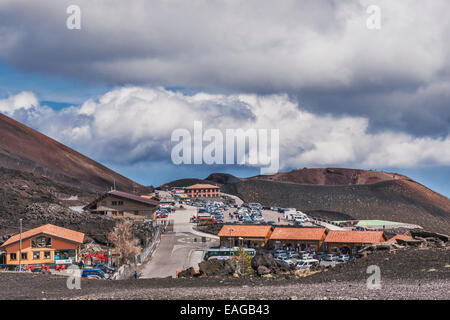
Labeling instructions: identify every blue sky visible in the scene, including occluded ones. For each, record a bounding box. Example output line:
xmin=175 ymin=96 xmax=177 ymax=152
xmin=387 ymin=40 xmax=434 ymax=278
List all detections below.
xmin=0 ymin=1 xmax=449 ymax=197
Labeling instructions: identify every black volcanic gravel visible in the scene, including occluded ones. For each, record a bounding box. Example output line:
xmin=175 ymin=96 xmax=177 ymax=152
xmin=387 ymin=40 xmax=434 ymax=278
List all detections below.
xmin=0 ymin=246 xmax=448 ymax=300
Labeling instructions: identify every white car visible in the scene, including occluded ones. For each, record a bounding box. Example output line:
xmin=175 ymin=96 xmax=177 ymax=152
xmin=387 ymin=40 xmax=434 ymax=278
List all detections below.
xmin=300 ymin=253 xmax=313 ymax=260
xmin=337 ymin=254 xmax=350 ymax=262
xmin=323 ymin=254 xmax=338 ymax=261
xmin=275 ymin=256 xmax=296 ymax=266
xmin=296 ymin=259 xmax=319 ymax=269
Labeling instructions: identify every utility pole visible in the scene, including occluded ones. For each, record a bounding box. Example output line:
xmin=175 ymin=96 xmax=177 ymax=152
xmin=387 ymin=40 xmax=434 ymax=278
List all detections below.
xmin=19 ymin=219 xmax=22 ymax=271
xmin=229 ymin=228 xmax=235 ymax=248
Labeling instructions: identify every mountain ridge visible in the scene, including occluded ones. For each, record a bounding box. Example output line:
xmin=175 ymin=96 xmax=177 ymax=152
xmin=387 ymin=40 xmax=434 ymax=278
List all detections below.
xmin=0 ymin=113 xmax=148 ymax=193
xmin=161 ymin=169 xmax=450 ymax=234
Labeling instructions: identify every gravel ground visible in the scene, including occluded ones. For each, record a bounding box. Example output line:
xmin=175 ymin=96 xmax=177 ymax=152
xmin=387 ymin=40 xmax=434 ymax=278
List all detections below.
xmin=74 ymin=279 xmax=449 ymax=300
xmin=0 ymin=246 xmax=448 ymax=300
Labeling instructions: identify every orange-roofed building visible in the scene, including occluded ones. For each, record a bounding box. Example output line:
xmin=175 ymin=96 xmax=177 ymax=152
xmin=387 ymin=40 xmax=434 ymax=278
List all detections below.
xmin=324 ymin=230 xmax=386 ymax=255
xmin=185 ymin=184 xmax=221 ymax=198
xmin=387 ymin=234 xmax=413 ymax=242
xmin=218 ymin=225 xmax=273 ymax=248
xmin=0 ymin=224 xmax=84 ymax=266
xmin=269 ymin=227 xmax=327 ymax=251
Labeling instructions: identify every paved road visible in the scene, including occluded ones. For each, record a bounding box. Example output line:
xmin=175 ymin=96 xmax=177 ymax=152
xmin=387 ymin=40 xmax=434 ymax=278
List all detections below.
xmin=313 ymin=220 xmax=345 ymax=230
xmin=140 ymin=206 xmax=219 ymax=278
xmin=221 ymin=192 xmax=244 ymax=206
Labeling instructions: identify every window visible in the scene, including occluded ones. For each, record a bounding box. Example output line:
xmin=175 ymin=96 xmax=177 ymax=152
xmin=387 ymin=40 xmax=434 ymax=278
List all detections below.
xmin=32 ymin=236 xmax=52 ymax=248
xmin=112 ymin=201 xmax=117 ymax=205
xmin=44 ymin=251 xmax=51 ymax=259
xmin=10 ymin=253 xmax=17 ymax=261
xmin=33 ymin=251 xmax=40 ymax=260
xmin=21 ymin=252 xmax=28 ymax=260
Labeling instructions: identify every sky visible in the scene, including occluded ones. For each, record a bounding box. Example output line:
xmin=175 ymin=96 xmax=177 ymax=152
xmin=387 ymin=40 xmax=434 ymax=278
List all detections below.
xmin=0 ymin=0 xmax=449 ymax=197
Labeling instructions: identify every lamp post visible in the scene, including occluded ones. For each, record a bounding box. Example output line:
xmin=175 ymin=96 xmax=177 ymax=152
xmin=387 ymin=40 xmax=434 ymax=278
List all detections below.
xmin=238 ymin=237 xmax=244 ymax=274
xmin=229 ymin=228 xmax=235 ymax=248
xmin=19 ymin=219 xmax=22 ymax=271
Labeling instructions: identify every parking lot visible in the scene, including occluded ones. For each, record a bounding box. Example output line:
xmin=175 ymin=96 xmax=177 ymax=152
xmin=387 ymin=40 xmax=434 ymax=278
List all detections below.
xmin=171 ymin=198 xmax=352 ymax=272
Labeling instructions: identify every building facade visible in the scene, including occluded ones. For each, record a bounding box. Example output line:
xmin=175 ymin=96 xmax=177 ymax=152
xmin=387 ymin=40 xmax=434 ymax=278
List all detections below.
xmin=218 ymin=225 xmax=273 ymax=248
xmin=269 ymin=227 xmax=327 ymax=251
xmin=185 ymin=184 xmax=221 ymax=198
xmin=83 ymin=190 xmax=159 ymax=218
xmin=324 ymin=230 xmax=386 ymax=254
xmin=0 ymin=224 xmax=84 ymax=266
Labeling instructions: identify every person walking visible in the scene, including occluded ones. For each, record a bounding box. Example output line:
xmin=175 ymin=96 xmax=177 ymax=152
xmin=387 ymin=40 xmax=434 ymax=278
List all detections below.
xmin=133 ymin=271 xmax=138 ymax=279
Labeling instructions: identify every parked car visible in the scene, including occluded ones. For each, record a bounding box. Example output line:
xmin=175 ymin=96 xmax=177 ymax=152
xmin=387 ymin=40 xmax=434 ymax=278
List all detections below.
xmin=313 ymin=252 xmax=327 ymax=260
xmin=82 ymin=268 xmax=110 ymax=279
xmin=300 ymin=253 xmax=313 ymax=260
xmin=296 ymin=259 xmax=319 ymax=269
xmin=287 ymin=251 xmax=300 ymax=259
xmin=92 ymin=264 xmax=116 ymax=273
xmin=275 ymin=256 xmax=296 ymax=266
xmin=323 ymin=254 xmax=338 ymax=261
xmin=274 ymin=251 xmax=289 ymax=260
xmin=337 ymin=254 xmax=350 ymax=262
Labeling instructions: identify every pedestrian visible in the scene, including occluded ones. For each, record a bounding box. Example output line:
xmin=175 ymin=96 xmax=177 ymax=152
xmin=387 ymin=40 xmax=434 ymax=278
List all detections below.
xmin=278 ymin=217 xmax=280 ymax=223
xmin=134 ymin=271 xmax=138 ymax=279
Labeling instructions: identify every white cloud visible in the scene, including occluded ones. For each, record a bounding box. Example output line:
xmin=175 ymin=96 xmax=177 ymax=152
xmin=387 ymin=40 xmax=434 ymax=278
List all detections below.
xmin=0 ymin=91 xmax=38 ymax=114
xmin=1 ymin=1 xmax=450 ymax=138
xmin=4 ymin=88 xmax=450 ymax=171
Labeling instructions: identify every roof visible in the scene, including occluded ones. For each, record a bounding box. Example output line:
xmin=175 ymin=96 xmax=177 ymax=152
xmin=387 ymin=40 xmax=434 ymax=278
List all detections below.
xmin=218 ymin=225 xmax=272 ymax=238
xmin=1 ymin=224 xmax=85 ymax=248
xmin=324 ymin=230 xmax=385 ymax=244
xmin=387 ymin=234 xmax=413 ymax=242
xmin=270 ymin=227 xmax=326 ymax=241
xmin=84 ymin=190 xmax=159 ymax=210
xmin=109 ymin=190 xmax=160 ymax=205
xmin=185 ymin=184 xmax=220 ymax=190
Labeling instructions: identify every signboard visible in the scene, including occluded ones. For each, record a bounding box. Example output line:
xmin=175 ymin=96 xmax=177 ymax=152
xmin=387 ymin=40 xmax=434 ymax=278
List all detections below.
xmin=56 ymin=259 xmax=72 ymax=264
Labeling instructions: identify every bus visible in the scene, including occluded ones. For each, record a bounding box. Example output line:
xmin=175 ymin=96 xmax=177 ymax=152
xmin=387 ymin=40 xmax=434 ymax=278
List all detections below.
xmin=198 ymin=216 xmax=216 ymax=226
xmin=203 ymin=247 xmax=256 ymax=261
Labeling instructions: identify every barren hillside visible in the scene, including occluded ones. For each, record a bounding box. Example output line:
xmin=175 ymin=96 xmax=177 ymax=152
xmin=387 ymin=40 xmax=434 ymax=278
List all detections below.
xmin=164 ymin=169 xmax=450 ymax=234
xmin=0 ymin=113 xmax=148 ymax=193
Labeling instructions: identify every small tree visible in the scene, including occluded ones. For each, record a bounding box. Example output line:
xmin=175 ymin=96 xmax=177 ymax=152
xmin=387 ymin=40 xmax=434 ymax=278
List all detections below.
xmin=107 ymin=220 xmax=141 ymax=264
xmin=233 ymin=246 xmax=253 ymax=275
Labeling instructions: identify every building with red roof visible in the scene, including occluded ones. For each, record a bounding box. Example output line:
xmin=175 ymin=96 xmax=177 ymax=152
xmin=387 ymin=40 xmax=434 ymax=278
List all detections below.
xmin=0 ymin=224 xmax=84 ymax=266
xmin=218 ymin=225 xmax=273 ymax=248
xmin=269 ymin=227 xmax=327 ymax=251
xmin=185 ymin=184 xmax=221 ymax=198
xmin=324 ymin=230 xmax=386 ymax=254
